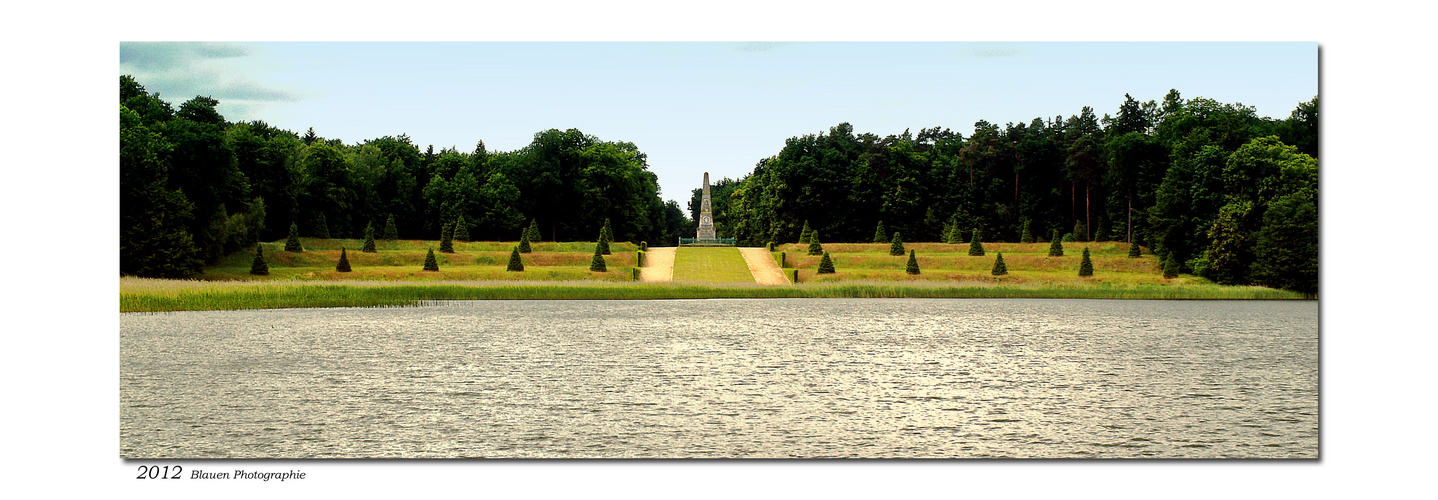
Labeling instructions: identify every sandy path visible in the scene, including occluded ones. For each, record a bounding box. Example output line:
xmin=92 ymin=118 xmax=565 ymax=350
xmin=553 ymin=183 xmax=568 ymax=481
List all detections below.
xmin=640 ymin=247 xmax=676 ymax=282
xmin=739 ymin=247 xmax=791 ymax=285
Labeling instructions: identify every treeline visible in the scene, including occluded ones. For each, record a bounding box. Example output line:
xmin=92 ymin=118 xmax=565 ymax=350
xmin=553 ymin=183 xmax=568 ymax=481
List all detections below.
xmin=691 ymin=91 xmax=1318 ymax=294
xmin=121 ymin=75 xmax=689 ymax=278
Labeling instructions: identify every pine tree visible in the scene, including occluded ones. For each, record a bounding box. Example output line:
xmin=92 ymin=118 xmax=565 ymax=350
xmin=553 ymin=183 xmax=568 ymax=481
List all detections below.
xmin=440 ymin=222 xmax=454 ymax=253
xmin=1020 ymin=220 xmax=1034 ymax=243
xmin=817 ymin=251 xmax=835 ymax=274
xmin=889 ymin=232 xmax=905 ymax=256
xmin=600 ymin=217 xmax=613 ymax=243
xmin=991 ymin=252 xmax=1008 ymax=276
xmin=946 ymin=225 xmax=962 ymax=244
xmin=362 ymin=223 xmax=377 ymax=253
xmin=1128 ymin=241 xmax=1142 ymax=258
xmin=1072 ymin=220 xmax=1086 ymax=242
xmin=518 ymin=230 xmax=532 ymax=253
xmin=383 ymin=214 xmax=399 ymax=241
xmin=596 ymin=226 xmax=611 ymax=255
xmin=799 ymin=220 xmax=812 ymax=244
xmin=249 ymin=245 xmax=269 ymax=275
xmin=1048 ymin=231 xmax=1064 ymax=257
xmin=315 ymin=213 xmax=330 ymax=239
xmin=589 ymin=245 xmax=607 ymax=272
xmin=285 ymin=222 xmax=303 ymax=252
xmin=808 ymin=231 xmax=823 ymax=255
xmin=507 ymin=246 xmax=524 ymax=272
xmin=453 ymin=214 xmax=470 ymax=242
xmin=527 ymin=218 xmax=542 ymax=243
xmin=336 ymin=247 xmax=352 ymax=272
xmin=873 ymin=221 xmax=887 ymax=243
xmin=1078 ymin=247 xmax=1094 ymax=277
xmin=1163 ymin=252 xmax=1180 ymax=278
xmin=968 ymin=229 xmax=985 ymax=256
xmin=905 ymin=249 xmax=920 ymax=275
xmin=423 ymin=248 xmax=440 ymax=271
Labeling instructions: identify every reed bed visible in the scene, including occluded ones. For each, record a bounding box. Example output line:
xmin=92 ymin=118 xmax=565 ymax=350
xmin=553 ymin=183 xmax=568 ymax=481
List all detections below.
xmin=121 ymin=277 xmax=1306 ymax=312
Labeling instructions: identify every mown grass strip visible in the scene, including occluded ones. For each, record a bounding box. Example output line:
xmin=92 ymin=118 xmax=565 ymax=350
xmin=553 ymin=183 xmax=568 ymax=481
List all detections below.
xmin=672 ymin=247 xmax=756 ymax=283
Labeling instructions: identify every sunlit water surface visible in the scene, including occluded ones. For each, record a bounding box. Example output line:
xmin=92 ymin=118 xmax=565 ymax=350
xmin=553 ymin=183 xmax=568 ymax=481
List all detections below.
xmin=121 ymin=299 xmax=1317 ymax=458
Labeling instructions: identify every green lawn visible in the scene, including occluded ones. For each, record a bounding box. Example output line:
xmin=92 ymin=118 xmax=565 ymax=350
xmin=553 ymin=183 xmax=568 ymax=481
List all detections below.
xmin=672 ymin=247 xmax=756 ymax=283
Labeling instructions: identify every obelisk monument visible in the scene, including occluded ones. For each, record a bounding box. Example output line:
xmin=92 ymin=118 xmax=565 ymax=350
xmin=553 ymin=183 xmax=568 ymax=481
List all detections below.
xmin=696 ymin=172 xmax=716 ymax=241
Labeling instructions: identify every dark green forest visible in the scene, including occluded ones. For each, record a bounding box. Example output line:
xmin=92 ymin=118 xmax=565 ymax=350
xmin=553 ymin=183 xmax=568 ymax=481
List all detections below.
xmin=689 ymin=91 xmax=1318 ymax=294
xmin=121 ymin=75 xmax=690 ymax=279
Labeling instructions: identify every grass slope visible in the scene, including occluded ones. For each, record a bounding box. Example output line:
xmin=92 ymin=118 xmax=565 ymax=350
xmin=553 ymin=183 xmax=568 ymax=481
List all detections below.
xmin=671 ymin=247 xmax=755 ymax=283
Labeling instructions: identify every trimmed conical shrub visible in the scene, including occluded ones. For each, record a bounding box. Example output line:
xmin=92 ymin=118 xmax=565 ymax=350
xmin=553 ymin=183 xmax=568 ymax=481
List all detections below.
xmin=249 ymin=245 xmax=269 ymax=275
xmin=518 ymin=230 xmax=532 ymax=253
xmin=817 ymin=251 xmax=835 ymax=274
xmin=336 ymin=247 xmax=352 ymax=272
xmin=1163 ymin=253 xmax=1180 ymax=278
xmin=890 ymin=232 xmax=905 ymax=256
xmin=799 ymin=220 xmax=812 ymax=244
xmin=315 ymin=213 xmax=331 ymax=239
xmin=383 ymin=214 xmax=398 ymax=240
xmin=589 ymin=245 xmax=607 ymax=272
xmin=440 ymin=222 xmax=454 ymax=253
xmin=1020 ymin=221 xmax=1034 ymax=243
xmin=1073 ymin=220 xmax=1087 ymax=242
xmin=453 ymin=214 xmax=470 ymax=242
xmin=1079 ymin=247 xmax=1094 ymax=277
xmin=285 ymin=222 xmax=303 ymax=252
xmin=525 ymin=218 xmax=541 ymax=243
xmin=362 ymin=223 xmax=377 ymax=253
xmin=1048 ymin=231 xmax=1064 ymax=257
xmin=873 ymin=221 xmax=887 ymax=243
xmin=905 ymin=249 xmax=919 ymax=275
xmin=992 ymin=252 xmax=1008 ymax=276
xmin=946 ymin=225 xmax=962 ymax=244
xmin=423 ymin=248 xmax=439 ymax=271
xmin=968 ymin=229 xmax=985 ymax=256
xmin=1128 ymin=241 xmax=1142 ymax=258
xmin=596 ymin=218 xmax=612 ymax=255
xmin=807 ymin=231 xmax=823 ymax=255
xmin=507 ymin=246 xmax=524 ymax=272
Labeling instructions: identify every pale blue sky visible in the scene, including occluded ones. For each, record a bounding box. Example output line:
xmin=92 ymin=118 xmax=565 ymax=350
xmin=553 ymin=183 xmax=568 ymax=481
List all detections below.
xmin=120 ymin=41 xmax=1316 ymax=204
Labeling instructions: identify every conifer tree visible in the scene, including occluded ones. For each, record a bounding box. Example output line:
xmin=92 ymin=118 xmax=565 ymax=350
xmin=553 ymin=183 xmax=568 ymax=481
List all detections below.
xmin=440 ymin=222 xmax=454 ymax=253
xmin=362 ymin=223 xmax=377 ymax=253
xmin=873 ymin=221 xmax=887 ymax=243
xmin=1048 ymin=231 xmax=1064 ymax=257
xmin=453 ymin=214 xmax=470 ymax=242
xmin=600 ymin=217 xmax=613 ymax=243
xmin=518 ymin=230 xmax=532 ymax=253
xmin=524 ymin=218 xmax=540 ymax=242
xmin=1163 ymin=253 xmax=1180 ymax=278
xmin=423 ymin=248 xmax=439 ymax=271
xmin=315 ymin=213 xmax=331 ymax=239
xmin=1128 ymin=241 xmax=1142 ymax=258
xmin=285 ymin=222 xmax=303 ymax=252
xmin=992 ymin=252 xmax=1007 ymax=276
xmin=906 ymin=249 xmax=920 ymax=275
xmin=1072 ymin=220 xmax=1086 ymax=242
xmin=817 ymin=251 xmax=835 ymax=274
xmin=336 ymin=247 xmax=352 ymax=272
xmin=596 ymin=225 xmax=611 ymax=255
xmin=799 ymin=220 xmax=812 ymax=244
xmin=1079 ymin=247 xmax=1094 ymax=277
xmin=589 ymin=245 xmax=607 ymax=272
xmin=1020 ymin=221 xmax=1034 ymax=243
xmin=890 ymin=232 xmax=905 ymax=256
xmin=383 ymin=214 xmax=398 ymax=241
xmin=507 ymin=246 xmax=524 ymax=272
xmin=946 ymin=224 xmax=962 ymax=244
xmin=249 ymin=245 xmax=269 ymax=275
xmin=968 ymin=229 xmax=985 ymax=256
xmin=808 ymin=231 xmax=823 ymax=255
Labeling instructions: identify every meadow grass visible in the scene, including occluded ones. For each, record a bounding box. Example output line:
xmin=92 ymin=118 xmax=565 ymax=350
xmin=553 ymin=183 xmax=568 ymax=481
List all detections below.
xmin=672 ymin=247 xmax=756 ymax=283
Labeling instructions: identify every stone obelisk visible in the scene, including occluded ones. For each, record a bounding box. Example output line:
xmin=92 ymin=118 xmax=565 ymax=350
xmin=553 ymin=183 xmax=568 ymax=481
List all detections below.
xmin=696 ymin=172 xmax=716 ymax=241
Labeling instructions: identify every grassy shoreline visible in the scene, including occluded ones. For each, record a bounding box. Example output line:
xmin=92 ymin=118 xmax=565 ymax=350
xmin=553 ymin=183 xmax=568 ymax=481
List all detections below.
xmin=120 ymin=277 xmax=1309 ymax=313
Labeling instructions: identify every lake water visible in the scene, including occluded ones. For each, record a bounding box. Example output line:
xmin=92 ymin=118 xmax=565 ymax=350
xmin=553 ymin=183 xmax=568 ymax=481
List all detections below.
xmin=121 ymin=299 xmax=1317 ymax=458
